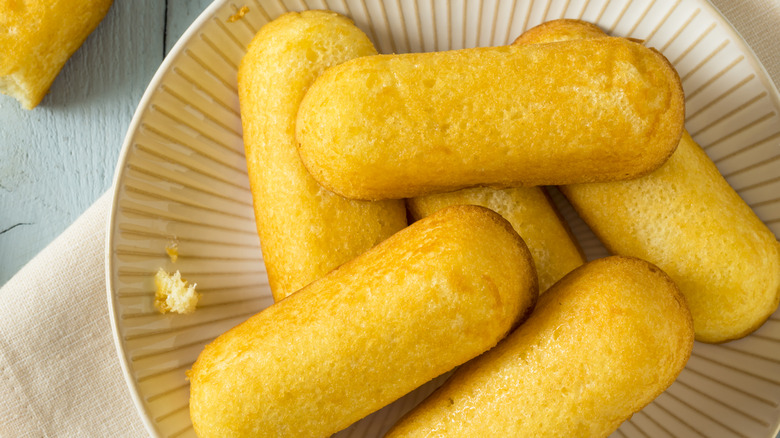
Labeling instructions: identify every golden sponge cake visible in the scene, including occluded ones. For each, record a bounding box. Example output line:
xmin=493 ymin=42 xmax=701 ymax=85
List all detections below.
xmin=522 ymin=19 xmax=780 ymax=343
xmin=563 ymin=132 xmax=780 ymax=343
xmin=189 ymin=205 xmax=538 ymax=437
xmin=296 ymin=37 xmax=684 ymax=200
xmin=405 ymin=19 xmax=597 ymax=293
xmin=386 ymin=256 xmax=694 ymax=437
xmin=513 ymin=18 xmax=607 ymax=45
xmin=0 ymin=0 xmax=113 ymax=109
xmin=407 ymin=187 xmax=584 ymax=292
xmin=238 ymin=11 xmax=407 ymax=301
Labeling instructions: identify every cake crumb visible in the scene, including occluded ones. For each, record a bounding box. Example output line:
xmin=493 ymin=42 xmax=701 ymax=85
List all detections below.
xmin=154 ymin=268 xmax=200 ymax=314
xmin=228 ymin=6 xmax=249 ymax=22
xmin=165 ymin=239 xmax=179 ymax=263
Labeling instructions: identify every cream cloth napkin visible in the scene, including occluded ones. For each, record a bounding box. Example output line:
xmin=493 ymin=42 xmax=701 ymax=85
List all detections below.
xmin=0 ymin=191 xmax=146 ymax=437
xmin=1 ymin=2 xmax=779 ymax=437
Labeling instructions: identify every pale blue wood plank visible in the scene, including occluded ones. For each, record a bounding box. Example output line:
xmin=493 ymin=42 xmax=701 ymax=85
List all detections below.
xmin=166 ymin=0 xmax=215 ymax=55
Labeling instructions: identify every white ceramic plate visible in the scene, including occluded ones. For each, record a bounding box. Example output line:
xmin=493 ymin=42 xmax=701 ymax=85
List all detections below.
xmin=106 ymin=0 xmax=780 ymax=436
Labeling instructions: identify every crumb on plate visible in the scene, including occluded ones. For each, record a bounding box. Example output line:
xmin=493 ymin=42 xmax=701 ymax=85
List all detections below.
xmin=166 ymin=239 xmax=179 ymax=263
xmin=154 ymin=268 xmax=199 ymax=314
xmin=228 ymin=6 xmax=249 ymax=22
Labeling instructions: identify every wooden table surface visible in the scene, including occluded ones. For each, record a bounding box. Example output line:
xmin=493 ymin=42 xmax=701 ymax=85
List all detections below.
xmin=1 ymin=0 xmax=779 ymax=289
xmin=0 ymin=0 xmax=212 ymax=286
